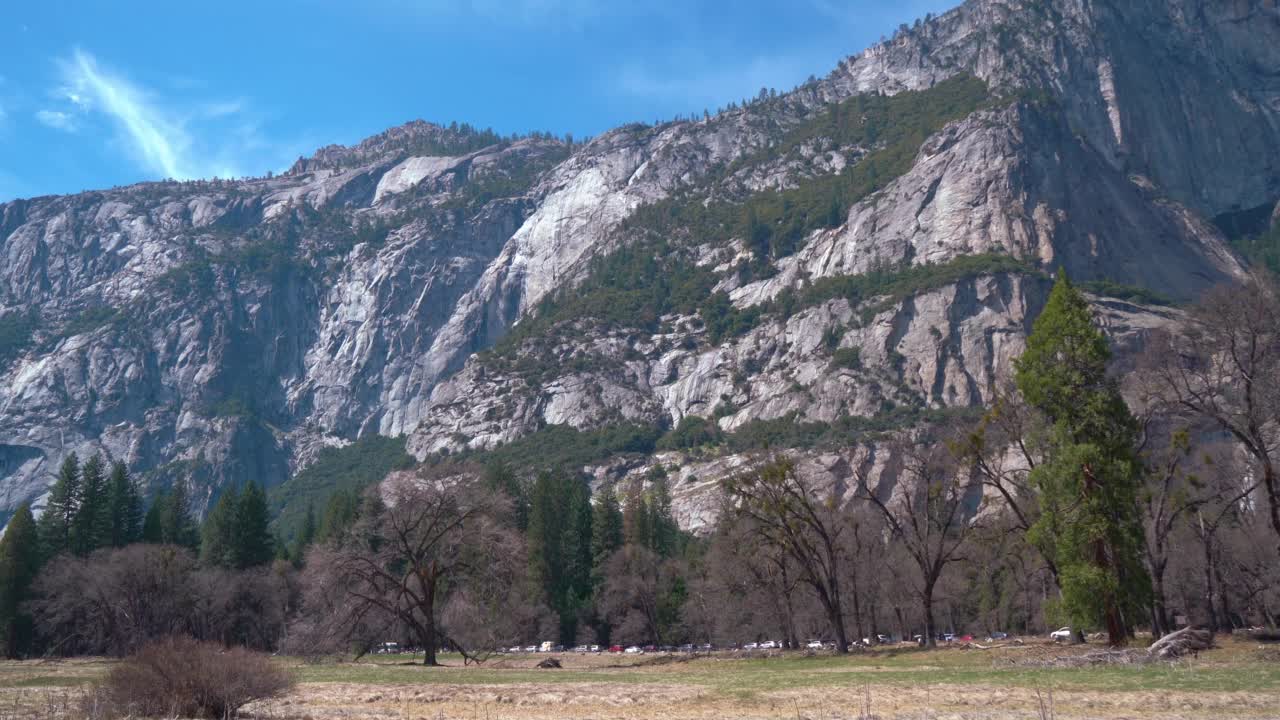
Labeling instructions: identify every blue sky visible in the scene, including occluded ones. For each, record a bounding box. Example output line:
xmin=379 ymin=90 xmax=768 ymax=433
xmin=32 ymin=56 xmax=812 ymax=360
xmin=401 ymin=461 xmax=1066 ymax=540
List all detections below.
xmin=0 ymin=0 xmax=959 ymax=202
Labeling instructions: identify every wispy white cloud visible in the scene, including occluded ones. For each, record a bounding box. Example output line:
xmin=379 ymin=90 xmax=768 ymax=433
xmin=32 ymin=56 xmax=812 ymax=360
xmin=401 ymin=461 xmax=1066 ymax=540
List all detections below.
xmin=35 ymin=109 xmax=78 ymax=131
xmin=58 ymin=49 xmax=194 ymax=179
xmin=38 ymin=49 xmax=301 ymax=183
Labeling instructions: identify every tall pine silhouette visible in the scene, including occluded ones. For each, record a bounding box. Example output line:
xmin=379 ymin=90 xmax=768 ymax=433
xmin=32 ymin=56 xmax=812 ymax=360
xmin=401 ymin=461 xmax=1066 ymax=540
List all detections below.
xmin=0 ymin=504 xmax=40 ymax=657
xmin=37 ymin=454 xmax=80 ymax=561
xmin=1014 ymin=270 xmax=1150 ymax=645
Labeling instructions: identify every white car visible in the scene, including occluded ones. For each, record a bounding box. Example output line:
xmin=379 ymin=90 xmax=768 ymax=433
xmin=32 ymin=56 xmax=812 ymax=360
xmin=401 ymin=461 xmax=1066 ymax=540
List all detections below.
xmin=759 ymin=640 xmax=780 ymax=650
xmin=589 ymin=644 xmax=601 ymax=653
xmin=743 ymin=642 xmax=759 ymax=650
xmin=624 ymin=645 xmax=642 ymax=654
xmin=805 ymin=640 xmax=824 ymax=649
xmin=1050 ymin=627 xmax=1074 ymax=642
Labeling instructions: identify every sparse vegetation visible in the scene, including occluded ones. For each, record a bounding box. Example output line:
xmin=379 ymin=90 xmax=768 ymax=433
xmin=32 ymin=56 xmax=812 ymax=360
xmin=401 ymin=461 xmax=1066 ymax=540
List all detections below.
xmin=99 ymin=636 xmax=294 ymax=718
xmin=270 ymin=434 xmax=414 ymax=541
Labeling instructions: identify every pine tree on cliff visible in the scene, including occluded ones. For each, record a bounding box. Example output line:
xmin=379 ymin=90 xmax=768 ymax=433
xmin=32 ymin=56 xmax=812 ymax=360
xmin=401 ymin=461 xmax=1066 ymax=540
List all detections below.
xmin=1014 ymin=270 xmax=1151 ymax=645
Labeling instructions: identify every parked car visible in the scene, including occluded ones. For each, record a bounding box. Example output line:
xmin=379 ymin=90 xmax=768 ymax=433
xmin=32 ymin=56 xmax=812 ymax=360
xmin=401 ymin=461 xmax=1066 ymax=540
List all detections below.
xmin=876 ymin=634 xmax=891 ymax=644
xmin=988 ymin=632 xmax=1008 ymax=641
xmin=805 ymin=639 xmax=824 ymax=649
xmin=759 ymin=640 xmax=779 ymax=650
xmin=642 ymin=645 xmax=657 ymax=653
xmin=508 ymin=646 xmax=522 ymax=653
xmin=743 ymin=642 xmax=760 ymax=650
xmin=522 ymin=645 xmax=537 ymax=653
xmin=573 ymin=645 xmax=589 ymax=653
xmin=608 ymin=645 xmax=623 ymax=653
xmin=624 ymin=645 xmax=642 ymax=654
xmin=699 ymin=643 xmax=713 ymax=651
xmin=1050 ymin=627 xmax=1074 ymax=642
xmin=678 ymin=644 xmax=695 ymax=653
xmin=942 ymin=633 xmax=956 ymax=643
xmin=589 ymin=644 xmax=601 ymax=653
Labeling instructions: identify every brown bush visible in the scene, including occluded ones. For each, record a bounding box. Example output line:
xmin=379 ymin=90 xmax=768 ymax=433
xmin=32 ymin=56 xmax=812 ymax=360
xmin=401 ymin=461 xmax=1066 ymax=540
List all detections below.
xmin=100 ymin=635 xmax=295 ymax=718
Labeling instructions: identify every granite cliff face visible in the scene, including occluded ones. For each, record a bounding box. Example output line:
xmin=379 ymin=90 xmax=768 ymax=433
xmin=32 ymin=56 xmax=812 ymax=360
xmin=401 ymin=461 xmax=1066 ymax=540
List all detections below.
xmin=1 ymin=0 xmax=1277 ymax=526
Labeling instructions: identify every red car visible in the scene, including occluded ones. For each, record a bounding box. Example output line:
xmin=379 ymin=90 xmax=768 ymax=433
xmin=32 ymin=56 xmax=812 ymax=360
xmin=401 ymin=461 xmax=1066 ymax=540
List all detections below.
xmin=608 ymin=645 xmax=623 ymax=653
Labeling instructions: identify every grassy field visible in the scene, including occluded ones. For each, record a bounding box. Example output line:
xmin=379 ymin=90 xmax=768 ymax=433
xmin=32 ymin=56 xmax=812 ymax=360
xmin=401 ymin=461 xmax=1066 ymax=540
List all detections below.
xmin=0 ymin=638 xmax=1276 ymax=719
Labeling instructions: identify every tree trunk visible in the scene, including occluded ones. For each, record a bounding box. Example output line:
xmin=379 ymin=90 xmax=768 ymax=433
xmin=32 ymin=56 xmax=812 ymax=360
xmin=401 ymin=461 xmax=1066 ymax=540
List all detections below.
xmin=923 ymin=585 xmax=937 ymax=649
xmin=1202 ymin=533 xmax=1219 ymax=632
xmin=1261 ymin=460 xmax=1280 ymax=557
xmin=422 ymin=577 xmax=439 ymax=666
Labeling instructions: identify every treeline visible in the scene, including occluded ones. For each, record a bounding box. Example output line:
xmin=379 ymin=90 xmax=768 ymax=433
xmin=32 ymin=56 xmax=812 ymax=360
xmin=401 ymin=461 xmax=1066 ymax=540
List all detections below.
xmin=1 ymin=273 xmax=1277 ymax=663
xmin=0 ymin=455 xmax=283 ymax=658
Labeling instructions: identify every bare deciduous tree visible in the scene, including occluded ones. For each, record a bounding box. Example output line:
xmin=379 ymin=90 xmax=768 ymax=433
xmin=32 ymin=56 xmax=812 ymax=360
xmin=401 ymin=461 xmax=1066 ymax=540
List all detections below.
xmin=722 ymin=457 xmax=852 ymax=653
xmin=296 ymin=474 xmax=519 ymax=665
xmin=856 ymin=440 xmax=980 ymax=648
xmin=1146 ymin=275 xmax=1280 ymax=554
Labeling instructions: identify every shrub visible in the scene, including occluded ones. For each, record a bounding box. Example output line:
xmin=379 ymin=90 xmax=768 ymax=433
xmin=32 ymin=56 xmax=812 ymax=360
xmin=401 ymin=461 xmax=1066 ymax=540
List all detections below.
xmin=830 ymin=347 xmax=862 ymax=370
xmin=100 ymin=636 xmax=295 ymax=718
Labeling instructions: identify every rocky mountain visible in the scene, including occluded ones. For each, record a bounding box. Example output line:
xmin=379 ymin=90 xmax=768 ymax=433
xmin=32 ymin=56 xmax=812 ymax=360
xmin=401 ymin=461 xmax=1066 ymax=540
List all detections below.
xmin=2 ymin=0 xmax=1278 ymax=530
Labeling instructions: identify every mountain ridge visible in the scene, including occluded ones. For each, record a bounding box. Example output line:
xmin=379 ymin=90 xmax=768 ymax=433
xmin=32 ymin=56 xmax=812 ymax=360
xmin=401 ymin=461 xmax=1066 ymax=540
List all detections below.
xmin=1 ymin=0 xmax=1277 ymax=528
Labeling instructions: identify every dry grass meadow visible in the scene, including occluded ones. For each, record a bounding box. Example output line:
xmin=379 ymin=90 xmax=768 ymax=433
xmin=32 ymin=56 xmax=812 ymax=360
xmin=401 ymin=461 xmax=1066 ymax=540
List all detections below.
xmin=0 ymin=637 xmax=1276 ymax=719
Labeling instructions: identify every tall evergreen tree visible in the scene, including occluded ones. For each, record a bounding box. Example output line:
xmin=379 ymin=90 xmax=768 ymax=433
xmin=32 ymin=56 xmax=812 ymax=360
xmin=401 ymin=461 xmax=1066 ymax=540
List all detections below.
xmin=290 ymin=501 xmax=317 ymax=565
xmin=527 ymin=471 xmax=593 ymax=643
xmin=145 ymin=481 xmax=199 ymax=549
xmin=105 ymin=462 xmax=144 ymax=547
xmin=623 ymin=482 xmax=652 ymax=550
xmin=1013 ymin=271 xmax=1151 ymax=645
xmin=200 ymin=485 xmax=239 ymax=567
xmin=38 ymin=454 xmax=80 ymax=561
xmin=317 ymin=488 xmax=359 ymax=543
xmin=233 ymin=481 xmax=275 ymax=569
xmin=71 ymin=453 xmax=110 ymax=555
xmin=483 ymin=461 xmax=528 ymax=530
xmin=590 ymin=487 xmax=624 ymax=586
xmin=0 ymin=504 xmax=40 ymax=657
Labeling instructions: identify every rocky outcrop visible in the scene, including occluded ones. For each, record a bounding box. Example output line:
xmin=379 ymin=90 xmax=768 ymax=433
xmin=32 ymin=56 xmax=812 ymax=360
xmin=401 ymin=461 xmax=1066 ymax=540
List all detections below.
xmin=1 ymin=0 xmax=1277 ymax=526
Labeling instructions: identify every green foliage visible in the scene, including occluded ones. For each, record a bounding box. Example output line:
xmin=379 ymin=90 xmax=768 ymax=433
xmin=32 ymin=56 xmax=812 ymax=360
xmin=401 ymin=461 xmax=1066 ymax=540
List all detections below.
xmin=724 ymin=406 xmax=977 ymax=452
xmin=622 ymin=471 xmax=681 ymax=558
xmin=201 ymin=487 xmax=240 ymax=568
xmin=452 ymin=423 xmax=663 ymax=478
xmin=488 ymin=77 xmax=998 ymax=362
xmin=70 ymin=454 xmax=111 ymax=556
xmin=141 ymin=481 xmax=200 ymax=549
xmin=105 ymin=462 xmax=144 ymax=548
xmin=590 ymin=489 xmax=624 ymax=586
xmin=233 ymin=482 xmax=275 ymax=569
xmin=38 ymin=454 xmax=81 ymax=562
xmin=269 ymin=434 xmax=414 ymax=541
xmin=829 ymin=347 xmax=862 ymax=370
xmin=60 ymin=306 xmax=121 ymax=340
xmin=1232 ymin=222 xmax=1280 ymax=275
xmin=0 ymin=504 xmax=40 ymax=657
xmin=1079 ymin=280 xmax=1174 ymax=307
xmin=0 ymin=310 xmax=38 ymax=369
xmin=482 ymin=462 xmax=529 ymax=531
xmin=527 ymin=471 xmax=594 ymax=643
xmin=623 ymin=75 xmax=994 ymax=261
xmin=1014 ymin=271 xmax=1151 ymax=642
xmin=656 ymin=416 xmax=724 ymax=451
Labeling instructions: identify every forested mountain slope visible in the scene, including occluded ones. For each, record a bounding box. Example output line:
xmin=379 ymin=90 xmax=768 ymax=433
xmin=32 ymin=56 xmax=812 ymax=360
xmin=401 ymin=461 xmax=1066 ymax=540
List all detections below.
xmin=1 ymin=0 xmax=1277 ymax=528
